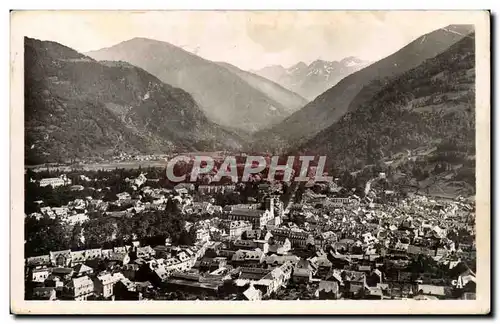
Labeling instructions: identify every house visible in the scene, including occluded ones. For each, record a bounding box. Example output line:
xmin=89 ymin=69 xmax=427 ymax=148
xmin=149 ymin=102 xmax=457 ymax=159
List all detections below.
xmin=164 ymin=251 xmax=196 ymax=273
xmin=66 ymin=213 xmax=89 ymax=226
xmin=268 ymin=238 xmax=291 ymax=255
xmin=415 ymin=284 xmax=448 ymax=299
xmin=198 ymin=184 xmax=235 ymax=195
xmin=26 ymin=255 xmax=50 ymax=267
xmin=50 ymin=267 xmax=74 ymax=281
xmin=244 ymin=229 xmax=273 ymax=241
xmin=50 ymin=250 xmax=72 ymax=267
xmin=254 ymin=262 xmax=294 ymax=297
xmin=365 ymin=286 xmax=384 ymax=300
xmin=70 ymin=250 xmax=87 ymax=264
xmin=164 ymin=272 xmax=224 ymax=298
xmin=116 ymin=192 xmax=132 ymax=200
xmin=264 ymin=254 xmax=300 ymax=267
xmin=93 ymin=272 xmax=115 ymax=299
xmin=152 ymin=246 xmax=171 ymax=259
xmin=221 ymin=220 xmax=253 ymax=239
xmin=174 ymin=183 xmax=195 ymax=193
xmin=39 ymin=176 xmax=71 ymax=188
xmin=113 ymin=246 xmax=131 ymax=254
xmin=136 ymin=246 xmax=156 ymax=259
xmin=114 ymin=277 xmax=141 ymax=300
xmin=271 ymin=229 xmax=310 ymax=248
xmin=195 ymin=227 xmax=210 ymax=242
xmin=316 ymin=280 xmax=340 ymax=300
xmin=242 ymin=285 xmax=262 ymax=301
xmin=85 ymin=248 xmax=102 ymax=260
xmin=101 ymin=249 xmax=113 ymax=259
xmin=73 ymin=263 xmax=94 ymax=277
xmin=292 ymin=259 xmax=313 ymax=283
xmin=31 ymin=267 xmax=51 ymax=283
xmin=366 ymin=269 xmax=383 ymax=287
xmin=122 ymin=263 xmax=141 ymax=281
xmin=232 ymin=239 xmax=258 ymax=250
xmin=64 ymin=275 xmax=94 ymax=301
xmin=44 ymin=275 xmax=64 ymax=291
xmin=197 ymin=257 xmax=227 ymax=273
xmin=189 ymin=202 xmax=216 ymax=215
xmin=231 ymin=249 xmax=265 ymax=267
xmin=108 ymin=252 xmax=130 ymax=266
xmin=225 ymin=208 xmax=274 ymax=229
xmin=342 ymin=271 xmax=367 ymax=299
xmin=32 ymin=287 xmax=57 ymax=301
xmin=309 ymin=254 xmax=332 ymax=278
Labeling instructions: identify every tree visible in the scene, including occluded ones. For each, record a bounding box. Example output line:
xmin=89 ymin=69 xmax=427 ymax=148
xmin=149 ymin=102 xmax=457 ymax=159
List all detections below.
xmin=69 ymin=223 xmax=83 ymax=249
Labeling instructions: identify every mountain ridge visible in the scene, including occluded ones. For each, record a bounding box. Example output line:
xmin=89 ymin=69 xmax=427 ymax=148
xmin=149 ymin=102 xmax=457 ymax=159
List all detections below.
xmin=252 ymin=57 xmax=370 ymax=100
xmin=25 ymin=37 xmax=244 ymax=164
xmin=294 ymin=32 xmax=475 ymax=176
xmin=252 ymin=24 xmax=475 ymax=152
xmin=86 ymin=37 xmax=307 ymax=133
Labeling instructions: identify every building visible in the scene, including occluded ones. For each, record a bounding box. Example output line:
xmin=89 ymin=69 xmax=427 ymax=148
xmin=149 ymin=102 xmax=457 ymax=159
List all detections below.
xmin=39 ymin=175 xmax=71 ymax=188
xmin=231 ymin=249 xmax=265 ymax=266
xmin=70 ymin=251 xmax=87 ymax=264
xmin=198 ymin=185 xmax=236 ymax=195
xmin=84 ymin=248 xmax=102 ymax=260
xmin=163 ymin=251 xmax=197 ymax=273
xmin=265 ymin=196 xmax=284 ymax=226
xmin=292 ymin=259 xmax=313 ymax=283
xmin=50 ymin=250 xmax=72 ymax=267
xmin=93 ymin=272 xmax=115 ymax=299
xmin=26 ymin=255 xmax=50 ymax=267
xmin=64 ymin=276 xmax=94 ymax=301
xmin=271 ymin=229 xmax=311 ymax=248
xmin=66 ymin=213 xmax=89 ymax=226
xmin=242 ymin=285 xmax=262 ymax=301
xmin=32 ymin=287 xmax=57 ymax=301
xmin=73 ymin=263 xmax=94 ymax=277
xmin=316 ymin=280 xmax=340 ymax=300
xmin=225 ymin=208 xmax=274 ymax=229
xmin=328 ymin=197 xmax=353 ymax=207
xmin=195 ymin=228 xmax=210 ymax=242
xmin=136 ymin=246 xmax=156 ymax=259
xmin=254 ymin=262 xmax=294 ymax=297
xmin=221 ymin=220 xmax=253 ymax=239
xmin=31 ymin=267 xmax=50 ymax=283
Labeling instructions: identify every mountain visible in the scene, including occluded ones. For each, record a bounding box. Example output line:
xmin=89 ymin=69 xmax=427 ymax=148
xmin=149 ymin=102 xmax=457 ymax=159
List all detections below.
xmin=216 ymin=62 xmax=308 ymax=114
xmin=86 ymin=38 xmax=307 ymax=133
xmin=254 ymin=25 xmax=475 ymax=151
xmin=295 ymin=33 xmax=475 ymax=183
xmin=252 ymin=57 xmax=370 ymax=100
xmin=24 ymin=37 xmax=244 ymax=164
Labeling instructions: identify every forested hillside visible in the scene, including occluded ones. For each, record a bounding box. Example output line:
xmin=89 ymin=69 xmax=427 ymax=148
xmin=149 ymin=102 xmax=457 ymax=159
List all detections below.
xmin=295 ymin=33 xmax=475 ymax=193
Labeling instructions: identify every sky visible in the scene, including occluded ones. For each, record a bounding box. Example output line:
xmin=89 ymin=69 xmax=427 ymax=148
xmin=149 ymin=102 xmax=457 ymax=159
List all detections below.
xmin=12 ymin=10 xmax=480 ymax=70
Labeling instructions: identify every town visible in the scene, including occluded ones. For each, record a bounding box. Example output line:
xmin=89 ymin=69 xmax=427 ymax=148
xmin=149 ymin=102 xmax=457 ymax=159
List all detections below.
xmin=24 ymin=164 xmax=476 ymax=301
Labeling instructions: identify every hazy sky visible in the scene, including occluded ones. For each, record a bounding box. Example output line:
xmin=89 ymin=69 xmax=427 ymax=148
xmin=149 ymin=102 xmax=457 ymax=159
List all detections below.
xmin=12 ymin=11 xmax=479 ymax=70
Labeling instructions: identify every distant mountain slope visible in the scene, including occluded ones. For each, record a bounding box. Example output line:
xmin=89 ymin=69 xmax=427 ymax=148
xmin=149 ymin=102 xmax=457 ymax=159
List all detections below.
xmin=254 ymin=25 xmax=474 ymax=151
xmin=216 ymin=62 xmax=308 ymax=114
xmin=295 ymin=33 xmax=475 ymax=173
xmin=25 ymin=37 xmax=243 ymax=164
xmin=253 ymin=57 xmax=370 ymax=100
xmin=86 ymin=38 xmax=306 ymax=132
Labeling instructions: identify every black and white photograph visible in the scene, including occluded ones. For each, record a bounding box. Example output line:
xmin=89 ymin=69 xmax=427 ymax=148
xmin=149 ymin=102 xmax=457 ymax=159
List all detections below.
xmin=10 ymin=10 xmax=490 ymax=315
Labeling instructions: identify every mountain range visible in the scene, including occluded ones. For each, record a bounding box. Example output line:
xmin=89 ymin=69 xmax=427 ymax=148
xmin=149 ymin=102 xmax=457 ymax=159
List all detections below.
xmin=86 ymin=38 xmax=308 ymax=133
xmin=296 ymin=32 xmax=475 ymax=170
xmin=253 ymin=24 xmax=475 ymax=152
xmin=25 ymin=24 xmax=476 ymax=175
xmin=252 ymin=57 xmax=370 ymax=100
xmin=24 ymin=37 xmax=244 ymax=164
